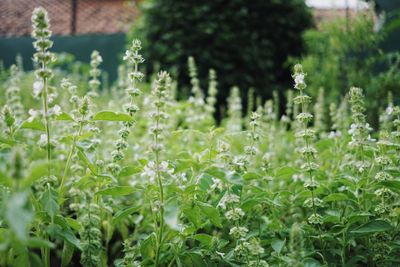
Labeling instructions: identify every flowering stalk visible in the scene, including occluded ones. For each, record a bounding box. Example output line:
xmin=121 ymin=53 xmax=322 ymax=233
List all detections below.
xmin=150 ymin=71 xmax=171 ymax=266
xmin=206 ymin=69 xmax=218 ymax=118
xmin=108 ymin=40 xmax=144 ymax=175
xmin=292 ymin=64 xmax=322 ymax=225
xmin=59 ymin=79 xmax=89 ymax=191
xmin=88 ymin=50 xmax=102 ymax=97
xmin=6 ymin=65 xmax=24 ymax=122
xmin=245 ymin=111 xmax=260 ymax=164
xmin=227 ymin=86 xmax=242 ymax=132
xmin=32 ymin=7 xmax=56 ymax=176
xmin=187 ymin=56 xmax=206 ymax=127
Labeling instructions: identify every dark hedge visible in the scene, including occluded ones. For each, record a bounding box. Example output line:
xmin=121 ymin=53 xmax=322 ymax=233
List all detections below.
xmin=130 ymin=0 xmax=313 ymax=106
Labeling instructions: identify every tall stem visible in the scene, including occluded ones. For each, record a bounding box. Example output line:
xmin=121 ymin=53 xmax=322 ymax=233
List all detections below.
xmin=154 ymin=104 xmax=164 ymax=267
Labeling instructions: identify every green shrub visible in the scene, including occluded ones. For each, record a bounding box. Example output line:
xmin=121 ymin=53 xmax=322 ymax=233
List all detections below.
xmin=298 ymin=12 xmax=400 ymax=127
xmin=130 ymin=0 xmax=313 ymax=102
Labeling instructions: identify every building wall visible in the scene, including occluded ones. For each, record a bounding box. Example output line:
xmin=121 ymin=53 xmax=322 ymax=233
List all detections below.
xmin=0 ymin=0 xmax=137 ymax=37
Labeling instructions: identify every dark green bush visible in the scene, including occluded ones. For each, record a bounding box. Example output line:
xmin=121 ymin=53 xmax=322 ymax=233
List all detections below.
xmin=130 ymin=0 xmax=313 ymax=104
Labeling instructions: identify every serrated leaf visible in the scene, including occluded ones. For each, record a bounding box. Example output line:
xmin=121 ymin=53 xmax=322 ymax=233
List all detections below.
xmin=96 ymin=186 xmax=135 ymax=196
xmin=92 ymin=111 xmax=133 ymax=122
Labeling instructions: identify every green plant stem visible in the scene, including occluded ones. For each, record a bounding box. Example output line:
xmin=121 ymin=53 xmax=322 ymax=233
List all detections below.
xmin=40 ymin=49 xmax=51 ymax=267
xmin=154 ymin=104 xmax=164 ymax=267
xmin=42 ymin=76 xmax=51 ymax=176
xmin=59 ymin=122 xmax=83 ymax=192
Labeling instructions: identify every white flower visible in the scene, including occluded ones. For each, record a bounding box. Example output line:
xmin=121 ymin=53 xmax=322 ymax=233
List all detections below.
xmin=225 ymin=207 xmax=245 ymax=221
xmin=210 ymin=177 xmax=224 ymax=192
xmin=33 ymin=80 xmax=43 ymax=97
xmin=38 ymin=134 xmax=47 ymax=146
xmin=28 ymin=109 xmax=39 ymax=122
xmin=142 ymin=161 xmax=156 ymax=181
xmin=294 ymin=73 xmax=305 ymax=85
xmin=218 ymin=193 xmax=240 ymax=209
xmin=49 ymin=104 xmax=62 ymax=116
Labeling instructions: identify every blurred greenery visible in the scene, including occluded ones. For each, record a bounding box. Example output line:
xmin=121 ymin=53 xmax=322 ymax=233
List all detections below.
xmin=296 ymin=11 xmax=400 ymax=127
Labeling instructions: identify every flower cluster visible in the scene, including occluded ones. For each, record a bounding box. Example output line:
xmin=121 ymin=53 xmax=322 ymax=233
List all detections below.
xmin=292 ymin=64 xmax=322 ymax=225
xmin=88 ymin=50 xmax=103 ymax=96
xmin=108 ymin=40 xmax=144 ymax=175
xmin=348 ymin=87 xmax=374 ymax=173
xmin=206 ymin=69 xmax=218 ymax=116
xmin=186 ymin=57 xmax=206 ymax=127
xmin=245 ymin=111 xmax=261 ymax=161
xmin=227 ymin=86 xmax=242 ymax=132
xmin=79 ymin=201 xmax=103 ymax=267
xmin=5 ymin=65 xmax=24 ymax=122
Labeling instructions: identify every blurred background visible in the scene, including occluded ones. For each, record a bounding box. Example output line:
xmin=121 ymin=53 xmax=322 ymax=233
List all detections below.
xmin=0 ymin=0 xmax=399 ymax=125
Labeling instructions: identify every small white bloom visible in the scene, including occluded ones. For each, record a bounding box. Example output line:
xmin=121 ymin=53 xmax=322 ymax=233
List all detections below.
xmin=28 ymin=109 xmax=39 ymax=122
xmin=49 ymin=104 xmax=62 ymax=116
xmin=294 ymin=73 xmax=305 ymax=85
xmin=33 ymin=80 xmax=43 ymax=97
xmin=38 ymin=134 xmax=47 ymax=146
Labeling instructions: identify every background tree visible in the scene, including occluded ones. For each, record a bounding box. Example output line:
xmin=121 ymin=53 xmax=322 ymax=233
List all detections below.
xmin=130 ymin=0 xmax=313 ymax=115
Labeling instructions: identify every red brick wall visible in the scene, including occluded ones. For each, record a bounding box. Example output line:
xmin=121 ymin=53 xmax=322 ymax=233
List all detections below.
xmin=0 ymin=0 xmax=137 ymax=37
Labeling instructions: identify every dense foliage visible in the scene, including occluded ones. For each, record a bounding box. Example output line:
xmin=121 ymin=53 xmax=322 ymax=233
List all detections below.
xmin=1 ymin=7 xmax=400 ymax=267
xmin=130 ymin=0 xmax=313 ymax=102
xmin=298 ymin=12 xmax=400 ymax=127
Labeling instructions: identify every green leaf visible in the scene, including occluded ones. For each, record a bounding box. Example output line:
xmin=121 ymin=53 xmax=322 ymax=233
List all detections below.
xmin=197 ymin=202 xmax=222 ymax=228
xmin=140 ymin=233 xmax=156 ymax=260
xmin=323 ymin=193 xmax=349 ymax=202
xmin=54 ymin=227 xmax=81 ymax=249
xmin=76 ymin=149 xmax=98 ymax=175
xmin=350 ymin=220 xmax=393 ymax=235
xmin=40 ymin=186 xmax=59 ymax=220
xmin=92 ymin=111 xmax=133 ymax=122
xmin=118 ymin=166 xmax=142 ymax=177
xmin=21 ymin=160 xmax=51 ymax=188
xmin=61 ymin=241 xmax=75 ymax=267
xmin=191 ymin=234 xmax=213 ymax=248
xmin=379 ymin=180 xmax=400 ymax=193
xmin=55 ymin=112 xmax=74 ymax=121
xmin=0 ymin=136 xmax=17 ymax=146
xmin=112 ymin=206 xmax=141 ymax=225
xmin=5 ymin=192 xmax=33 ymax=241
xmin=27 ymin=237 xmax=55 ymax=249
xmin=242 ymin=172 xmax=260 ymax=180
xmin=164 ymin=199 xmax=180 ymax=231
xmin=65 ymin=218 xmax=81 ymax=231
xmin=183 ymin=205 xmax=202 ymax=228
xmin=275 ymin=166 xmax=297 ymax=179
xmin=20 ymin=119 xmax=45 ymax=131
xmin=96 ymin=186 xmax=135 ymax=196
xmin=271 ymin=239 xmax=286 ymax=254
